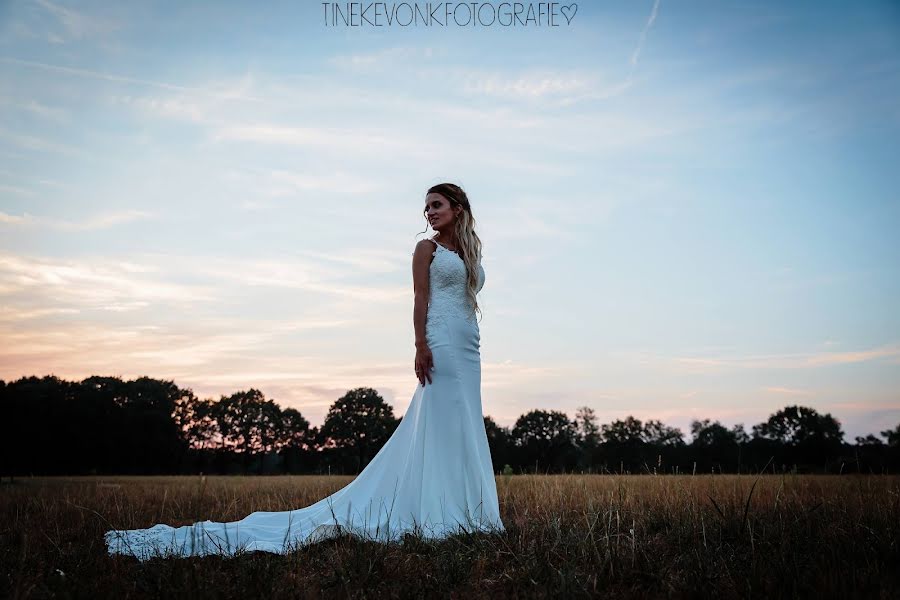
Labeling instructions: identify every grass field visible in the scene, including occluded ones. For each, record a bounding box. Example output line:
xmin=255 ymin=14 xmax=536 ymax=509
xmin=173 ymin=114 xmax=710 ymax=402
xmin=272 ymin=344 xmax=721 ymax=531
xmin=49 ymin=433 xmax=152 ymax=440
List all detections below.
xmin=3 ymin=474 xmax=898 ymax=598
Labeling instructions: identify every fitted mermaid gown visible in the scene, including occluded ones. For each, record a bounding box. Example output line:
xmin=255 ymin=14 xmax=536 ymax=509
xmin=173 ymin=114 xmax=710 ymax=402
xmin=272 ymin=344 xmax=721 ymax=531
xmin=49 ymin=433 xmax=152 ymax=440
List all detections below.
xmin=104 ymin=238 xmax=504 ymax=560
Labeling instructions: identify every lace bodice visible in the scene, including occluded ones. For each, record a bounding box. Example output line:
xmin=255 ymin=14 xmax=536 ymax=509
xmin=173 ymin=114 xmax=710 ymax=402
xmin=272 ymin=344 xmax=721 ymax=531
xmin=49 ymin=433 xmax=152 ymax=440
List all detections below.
xmin=413 ymin=239 xmax=485 ymax=323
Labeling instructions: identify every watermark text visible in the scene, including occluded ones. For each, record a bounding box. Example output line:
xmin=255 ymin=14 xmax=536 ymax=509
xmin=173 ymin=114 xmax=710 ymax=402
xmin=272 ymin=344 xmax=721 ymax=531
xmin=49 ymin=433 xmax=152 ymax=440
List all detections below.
xmin=321 ymin=2 xmax=579 ymax=27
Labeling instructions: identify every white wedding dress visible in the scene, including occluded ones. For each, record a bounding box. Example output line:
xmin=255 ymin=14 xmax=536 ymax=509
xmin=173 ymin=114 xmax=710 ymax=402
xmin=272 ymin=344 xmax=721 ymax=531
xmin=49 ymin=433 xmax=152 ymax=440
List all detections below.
xmin=105 ymin=237 xmax=505 ymax=560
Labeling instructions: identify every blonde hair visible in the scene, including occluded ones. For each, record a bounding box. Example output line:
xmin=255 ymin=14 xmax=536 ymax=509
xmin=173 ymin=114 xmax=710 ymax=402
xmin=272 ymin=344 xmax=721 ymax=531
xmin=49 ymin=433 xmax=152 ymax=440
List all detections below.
xmin=419 ymin=182 xmax=484 ymax=322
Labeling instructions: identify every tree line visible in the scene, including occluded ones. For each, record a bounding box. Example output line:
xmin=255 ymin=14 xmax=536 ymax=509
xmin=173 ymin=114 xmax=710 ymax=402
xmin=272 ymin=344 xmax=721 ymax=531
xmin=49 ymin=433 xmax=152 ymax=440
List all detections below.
xmin=2 ymin=375 xmax=898 ymax=477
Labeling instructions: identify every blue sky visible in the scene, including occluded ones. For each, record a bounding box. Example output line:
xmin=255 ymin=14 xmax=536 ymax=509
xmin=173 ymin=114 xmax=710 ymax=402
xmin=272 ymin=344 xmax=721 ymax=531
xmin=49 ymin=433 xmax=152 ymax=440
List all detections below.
xmin=1 ymin=0 xmax=898 ymax=441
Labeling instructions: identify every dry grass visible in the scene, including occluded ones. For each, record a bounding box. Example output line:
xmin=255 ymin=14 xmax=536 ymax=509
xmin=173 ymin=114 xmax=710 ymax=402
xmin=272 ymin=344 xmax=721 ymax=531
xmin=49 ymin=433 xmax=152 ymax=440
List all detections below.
xmin=2 ymin=474 xmax=898 ymax=598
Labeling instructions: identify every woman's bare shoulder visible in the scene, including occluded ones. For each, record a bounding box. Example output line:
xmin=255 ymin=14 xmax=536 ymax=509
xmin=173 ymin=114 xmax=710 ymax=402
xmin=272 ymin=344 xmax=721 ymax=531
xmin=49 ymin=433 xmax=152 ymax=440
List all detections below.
xmin=412 ymin=238 xmax=438 ymax=257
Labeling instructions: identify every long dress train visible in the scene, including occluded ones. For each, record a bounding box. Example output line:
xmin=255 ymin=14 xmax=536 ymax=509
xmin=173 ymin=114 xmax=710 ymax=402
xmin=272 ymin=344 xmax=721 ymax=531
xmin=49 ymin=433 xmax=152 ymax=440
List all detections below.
xmin=104 ymin=238 xmax=504 ymax=560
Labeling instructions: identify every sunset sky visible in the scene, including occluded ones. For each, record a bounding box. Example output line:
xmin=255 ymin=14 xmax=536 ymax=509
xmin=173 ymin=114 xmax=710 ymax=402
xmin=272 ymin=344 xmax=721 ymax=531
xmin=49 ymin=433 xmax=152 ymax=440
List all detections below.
xmin=1 ymin=0 xmax=898 ymax=441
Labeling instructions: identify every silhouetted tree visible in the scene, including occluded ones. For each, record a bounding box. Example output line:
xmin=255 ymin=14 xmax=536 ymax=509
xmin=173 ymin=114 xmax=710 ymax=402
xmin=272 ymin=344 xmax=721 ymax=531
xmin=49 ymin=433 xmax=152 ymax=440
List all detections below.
xmin=483 ymin=415 xmax=511 ymax=472
xmin=644 ymin=419 xmax=685 ymax=447
xmin=691 ymin=419 xmax=736 ymax=447
xmin=511 ymin=409 xmax=577 ymax=472
xmin=690 ymin=419 xmax=742 ymax=473
xmin=732 ymin=423 xmax=750 ymax=444
xmin=573 ymin=406 xmax=603 ymax=471
xmin=6 ymin=373 xmax=900 ymax=476
xmin=752 ymin=405 xmax=844 ymax=445
xmin=752 ymin=405 xmax=845 ymax=472
xmin=279 ymin=408 xmax=312 ymax=450
xmin=177 ymin=395 xmax=221 ymax=450
xmin=212 ymin=389 xmax=284 ymax=471
xmin=600 ymin=416 xmax=647 ymax=444
xmin=882 ymin=424 xmax=900 ymax=447
xmin=575 ymin=406 xmax=601 ymax=447
xmin=74 ymin=375 xmax=187 ymax=474
xmin=317 ymin=387 xmax=399 ymax=473
xmin=277 ymin=408 xmax=313 ymax=473
xmin=855 ymin=434 xmax=884 ymax=446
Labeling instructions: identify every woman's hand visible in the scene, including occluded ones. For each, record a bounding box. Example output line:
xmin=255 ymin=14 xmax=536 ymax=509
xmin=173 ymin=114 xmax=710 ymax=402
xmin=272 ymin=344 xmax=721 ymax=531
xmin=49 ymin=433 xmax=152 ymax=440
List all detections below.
xmin=415 ymin=343 xmax=434 ymax=385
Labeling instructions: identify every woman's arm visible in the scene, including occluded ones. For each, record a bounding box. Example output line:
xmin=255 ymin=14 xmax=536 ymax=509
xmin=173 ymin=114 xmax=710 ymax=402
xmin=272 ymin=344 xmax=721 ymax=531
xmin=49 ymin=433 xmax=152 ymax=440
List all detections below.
xmin=411 ymin=239 xmax=434 ymax=347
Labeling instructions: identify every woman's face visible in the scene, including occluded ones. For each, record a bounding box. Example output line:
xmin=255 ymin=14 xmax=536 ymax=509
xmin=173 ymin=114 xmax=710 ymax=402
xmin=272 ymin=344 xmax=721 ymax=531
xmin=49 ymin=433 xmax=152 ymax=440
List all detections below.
xmin=424 ymin=192 xmax=459 ymax=229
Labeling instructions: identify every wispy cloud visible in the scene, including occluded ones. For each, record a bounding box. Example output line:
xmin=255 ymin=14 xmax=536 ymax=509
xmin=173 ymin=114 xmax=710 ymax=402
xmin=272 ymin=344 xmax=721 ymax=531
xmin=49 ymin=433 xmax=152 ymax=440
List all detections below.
xmin=186 ymin=256 xmax=408 ymax=301
xmin=328 ymin=45 xmax=437 ymax=70
xmin=483 ymin=358 xmax=582 ymax=389
xmin=32 ymin=0 xmax=122 ymax=42
xmin=643 ymin=343 xmax=900 ymax=374
xmin=763 ymin=386 xmax=814 ymax=396
xmin=552 ymin=79 xmax=635 ymax=107
xmin=0 ymin=57 xmax=265 ymax=101
xmin=292 ymin=249 xmax=403 ymax=274
xmin=460 ymin=70 xmax=592 ymax=99
xmin=0 ymin=126 xmax=89 ymax=158
xmin=6 ymin=55 xmax=711 ymax=168
xmin=453 ymin=67 xmax=642 ymax=108
xmin=0 ymin=306 xmax=81 ymax=322
xmin=805 ymin=346 xmax=900 ymax=367
xmin=236 ymin=167 xmax=384 ymax=198
xmin=630 ymin=0 xmax=661 ymax=71
xmin=210 ymin=124 xmax=419 ymax=156
xmin=0 ymin=95 xmax=70 ymax=123
xmin=111 ymin=93 xmax=211 ymax=124
xmin=536 ymin=0 xmax=657 ymax=108
xmin=0 ymin=252 xmax=213 ymax=307
xmin=0 ymin=209 xmax=153 ymax=230
xmin=0 ymin=320 xmax=273 ymax=371
xmin=0 ymin=251 xmax=410 ymax=319
xmin=0 ymin=184 xmax=37 ymax=198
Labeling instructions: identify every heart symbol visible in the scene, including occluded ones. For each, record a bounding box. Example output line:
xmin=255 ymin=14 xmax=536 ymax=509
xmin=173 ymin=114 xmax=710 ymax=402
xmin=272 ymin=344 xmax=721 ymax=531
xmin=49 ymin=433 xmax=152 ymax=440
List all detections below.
xmin=561 ymin=3 xmax=578 ymax=25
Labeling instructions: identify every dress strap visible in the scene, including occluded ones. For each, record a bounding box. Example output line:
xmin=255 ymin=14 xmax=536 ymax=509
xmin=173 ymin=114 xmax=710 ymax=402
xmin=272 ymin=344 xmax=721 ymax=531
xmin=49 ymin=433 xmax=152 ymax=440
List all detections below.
xmin=431 ymin=237 xmax=457 ymax=254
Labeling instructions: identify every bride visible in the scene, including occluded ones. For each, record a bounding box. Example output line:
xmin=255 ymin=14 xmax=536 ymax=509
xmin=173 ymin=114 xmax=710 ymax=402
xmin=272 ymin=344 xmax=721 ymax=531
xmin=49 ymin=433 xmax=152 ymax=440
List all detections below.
xmin=105 ymin=182 xmax=506 ymax=560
